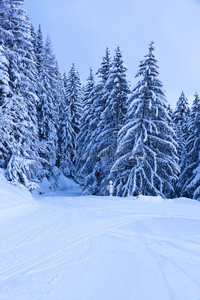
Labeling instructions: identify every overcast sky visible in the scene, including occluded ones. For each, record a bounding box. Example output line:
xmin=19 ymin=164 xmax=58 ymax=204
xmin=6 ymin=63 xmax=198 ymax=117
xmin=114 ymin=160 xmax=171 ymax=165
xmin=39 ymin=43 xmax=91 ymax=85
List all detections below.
xmin=24 ymin=0 xmax=200 ymax=107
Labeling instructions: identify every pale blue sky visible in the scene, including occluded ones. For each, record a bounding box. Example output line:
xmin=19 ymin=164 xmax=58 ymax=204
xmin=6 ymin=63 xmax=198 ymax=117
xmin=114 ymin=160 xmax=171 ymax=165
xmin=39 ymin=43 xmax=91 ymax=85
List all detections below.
xmin=24 ymin=0 xmax=200 ymax=107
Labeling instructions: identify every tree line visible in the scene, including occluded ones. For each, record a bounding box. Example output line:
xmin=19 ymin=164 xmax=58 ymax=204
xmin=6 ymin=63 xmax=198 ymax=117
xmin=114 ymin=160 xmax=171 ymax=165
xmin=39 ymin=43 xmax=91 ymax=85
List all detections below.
xmin=0 ymin=0 xmax=199 ymax=200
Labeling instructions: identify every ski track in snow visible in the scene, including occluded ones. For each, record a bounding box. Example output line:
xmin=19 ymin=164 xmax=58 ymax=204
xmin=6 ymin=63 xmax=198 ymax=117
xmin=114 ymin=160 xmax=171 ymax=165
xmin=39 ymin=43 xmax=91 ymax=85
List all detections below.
xmin=0 ymin=188 xmax=200 ymax=299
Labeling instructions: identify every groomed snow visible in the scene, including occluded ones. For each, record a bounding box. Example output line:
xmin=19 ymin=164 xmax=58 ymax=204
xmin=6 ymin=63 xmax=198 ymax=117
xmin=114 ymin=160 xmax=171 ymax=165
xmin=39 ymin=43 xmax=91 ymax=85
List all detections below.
xmin=0 ymin=178 xmax=200 ymax=299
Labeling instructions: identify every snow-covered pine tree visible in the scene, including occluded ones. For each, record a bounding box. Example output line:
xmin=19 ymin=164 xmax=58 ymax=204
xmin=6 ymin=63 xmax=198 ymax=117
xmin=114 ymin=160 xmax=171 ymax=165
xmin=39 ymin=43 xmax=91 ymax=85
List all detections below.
xmin=35 ymin=33 xmax=59 ymax=177
xmin=95 ymin=46 xmax=130 ymax=194
xmin=77 ymin=68 xmax=95 ymax=182
xmin=57 ymin=73 xmax=76 ymax=178
xmin=80 ymin=48 xmax=111 ymax=194
xmin=0 ymin=0 xmax=14 ymax=169
xmin=0 ymin=42 xmax=12 ymax=168
xmin=3 ymin=0 xmax=41 ymax=189
xmin=110 ymin=42 xmax=179 ymax=197
xmin=178 ymin=93 xmax=200 ymax=199
xmin=172 ymin=91 xmax=190 ymax=196
xmin=64 ymin=63 xmax=82 ymax=174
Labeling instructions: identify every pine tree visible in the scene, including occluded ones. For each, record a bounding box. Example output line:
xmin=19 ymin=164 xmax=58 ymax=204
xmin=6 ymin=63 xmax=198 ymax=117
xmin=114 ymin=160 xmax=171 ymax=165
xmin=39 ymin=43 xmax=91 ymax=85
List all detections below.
xmin=172 ymin=91 xmax=190 ymax=196
xmin=0 ymin=43 xmax=12 ymax=168
xmin=3 ymin=0 xmax=41 ymax=189
xmin=80 ymin=48 xmax=111 ymax=194
xmin=77 ymin=68 xmax=95 ymax=181
xmin=96 ymin=46 xmax=130 ymax=194
xmin=0 ymin=0 xmax=14 ymax=170
xmin=34 ymin=29 xmax=59 ymax=177
xmin=64 ymin=63 xmax=82 ymax=174
xmin=178 ymin=93 xmax=200 ymax=199
xmin=110 ymin=42 xmax=179 ymax=197
xmin=0 ymin=1 xmax=64 ymax=188
xmin=57 ymin=73 xmax=76 ymax=178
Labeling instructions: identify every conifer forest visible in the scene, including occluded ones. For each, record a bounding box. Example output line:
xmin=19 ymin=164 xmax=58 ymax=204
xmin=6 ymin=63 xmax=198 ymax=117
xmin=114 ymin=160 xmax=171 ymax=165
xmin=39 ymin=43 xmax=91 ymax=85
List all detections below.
xmin=0 ymin=0 xmax=200 ymax=200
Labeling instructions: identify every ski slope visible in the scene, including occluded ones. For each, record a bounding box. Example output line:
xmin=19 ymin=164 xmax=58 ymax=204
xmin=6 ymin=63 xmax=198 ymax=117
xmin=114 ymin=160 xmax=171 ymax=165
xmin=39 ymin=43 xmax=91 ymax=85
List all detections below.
xmin=0 ymin=178 xmax=200 ymax=299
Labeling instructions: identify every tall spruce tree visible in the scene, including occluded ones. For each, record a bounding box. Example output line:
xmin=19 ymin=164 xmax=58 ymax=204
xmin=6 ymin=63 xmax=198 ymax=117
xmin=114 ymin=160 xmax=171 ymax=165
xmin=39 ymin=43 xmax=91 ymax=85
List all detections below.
xmin=0 ymin=0 xmax=15 ymax=170
xmin=77 ymin=68 xmax=95 ymax=181
xmin=110 ymin=42 xmax=179 ymax=197
xmin=178 ymin=93 xmax=200 ymax=199
xmin=35 ymin=28 xmax=59 ymax=178
xmin=172 ymin=91 xmax=190 ymax=196
xmin=58 ymin=73 xmax=76 ymax=178
xmin=4 ymin=0 xmax=41 ymax=189
xmin=81 ymin=48 xmax=111 ymax=194
xmin=0 ymin=1 xmax=65 ymax=187
xmin=95 ymin=46 xmax=130 ymax=194
xmin=0 ymin=43 xmax=12 ymax=168
xmin=64 ymin=63 xmax=82 ymax=176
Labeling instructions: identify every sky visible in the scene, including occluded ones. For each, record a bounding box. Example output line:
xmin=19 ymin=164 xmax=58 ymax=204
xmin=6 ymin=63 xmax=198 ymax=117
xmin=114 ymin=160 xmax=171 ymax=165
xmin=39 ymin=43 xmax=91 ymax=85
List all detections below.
xmin=24 ymin=0 xmax=200 ymax=108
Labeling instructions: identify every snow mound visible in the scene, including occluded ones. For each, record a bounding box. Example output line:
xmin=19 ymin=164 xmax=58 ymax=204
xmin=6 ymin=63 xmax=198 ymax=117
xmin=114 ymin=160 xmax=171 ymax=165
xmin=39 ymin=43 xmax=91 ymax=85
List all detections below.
xmin=0 ymin=170 xmax=34 ymax=210
xmin=56 ymin=174 xmax=79 ymax=190
xmin=0 ymin=170 xmax=36 ymax=223
xmin=34 ymin=174 xmax=80 ymax=195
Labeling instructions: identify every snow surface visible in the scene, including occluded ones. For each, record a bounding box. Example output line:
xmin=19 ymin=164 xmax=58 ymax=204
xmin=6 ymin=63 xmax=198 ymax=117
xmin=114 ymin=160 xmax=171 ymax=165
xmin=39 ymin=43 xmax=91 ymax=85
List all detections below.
xmin=0 ymin=177 xmax=200 ymax=299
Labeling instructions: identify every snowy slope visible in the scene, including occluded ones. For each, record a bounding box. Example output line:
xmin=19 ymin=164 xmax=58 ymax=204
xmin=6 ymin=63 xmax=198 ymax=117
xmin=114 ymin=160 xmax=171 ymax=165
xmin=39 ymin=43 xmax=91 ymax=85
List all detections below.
xmin=0 ymin=170 xmax=37 ymax=224
xmin=0 ymin=179 xmax=200 ymax=299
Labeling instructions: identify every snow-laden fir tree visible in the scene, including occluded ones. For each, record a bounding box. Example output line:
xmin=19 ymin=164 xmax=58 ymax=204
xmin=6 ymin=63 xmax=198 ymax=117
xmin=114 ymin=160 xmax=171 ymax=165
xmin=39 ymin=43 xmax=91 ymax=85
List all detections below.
xmin=178 ymin=93 xmax=200 ymax=200
xmin=0 ymin=0 xmax=14 ymax=169
xmin=77 ymin=68 xmax=95 ymax=182
xmin=0 ymin=43 xmax=12 ymax=168
xmin=36 ymin=31 xmax=58 ymax=177
xmin=57 ymin=73 xmax=77 ymax=178
xmin=95 ymin=46 xmax=130 ymax=195
xmin=172 ymin=91 xmax=190 ymax=196
xmin=64 ymin=63 xmax=82 ymax=175
xmin=110 ymin=42 xmax=179 ymax=197
xmin=80 ymin=48 xmax=112 ymax=194
xmin=3 ymin=0 xmax=42 ymax=189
